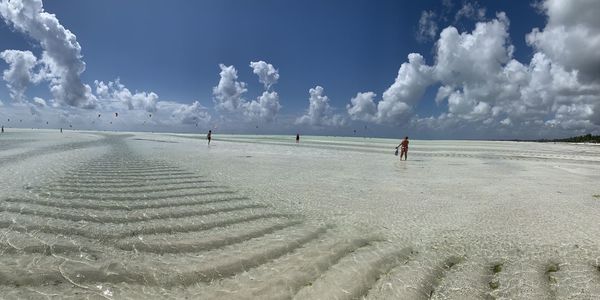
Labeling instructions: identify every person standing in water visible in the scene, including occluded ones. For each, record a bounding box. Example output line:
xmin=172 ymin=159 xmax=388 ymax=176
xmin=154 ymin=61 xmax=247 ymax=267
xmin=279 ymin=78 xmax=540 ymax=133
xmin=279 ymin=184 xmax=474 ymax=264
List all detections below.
xmin=398 ymin=136 xmax=409 ymax=161
xmin=207 ymin=130 xmax=212 ymax=145
xmin=296 ymin=133 xmax=300 ymax=143
xmin=1 ymin=125 xmax=4 ymax=133
xmin=60 ymin=128 xmax=62 ymax=133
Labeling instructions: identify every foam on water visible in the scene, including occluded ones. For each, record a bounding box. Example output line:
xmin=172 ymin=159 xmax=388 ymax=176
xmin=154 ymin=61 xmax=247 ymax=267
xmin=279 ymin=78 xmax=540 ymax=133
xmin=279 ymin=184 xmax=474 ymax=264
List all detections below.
xmin=1 ymin=129 xmax=600 ymax=299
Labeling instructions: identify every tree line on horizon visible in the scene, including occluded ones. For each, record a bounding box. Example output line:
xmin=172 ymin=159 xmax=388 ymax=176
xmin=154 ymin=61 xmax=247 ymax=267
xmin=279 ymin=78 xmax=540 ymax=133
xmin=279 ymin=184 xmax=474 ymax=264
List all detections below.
xmin=536 ymin=133 xmax=600 ymax=143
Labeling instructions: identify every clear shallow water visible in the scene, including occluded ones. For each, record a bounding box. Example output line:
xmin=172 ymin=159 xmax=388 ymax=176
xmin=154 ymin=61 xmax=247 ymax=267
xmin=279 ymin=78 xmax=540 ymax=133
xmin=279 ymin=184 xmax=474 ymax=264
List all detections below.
xmin=1 ymin=130 xmax=600 ymax=299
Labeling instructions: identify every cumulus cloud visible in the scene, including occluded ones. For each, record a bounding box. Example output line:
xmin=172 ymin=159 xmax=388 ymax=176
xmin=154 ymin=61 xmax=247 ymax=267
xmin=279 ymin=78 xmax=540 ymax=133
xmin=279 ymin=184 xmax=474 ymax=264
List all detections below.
xmin=158 ymin=100 xmax=211 ymax=126
xmin=250 ymin=61 xmax=279 ymax=90
xmin=346 ymin=53 xmax=433 ymax=124
xmin=212 ymin=62 xmax=282 ymax=123
xmin=347 ymin=91 xmax=378 ymax=122
xmin=94 ymin=79 xmax=158 ymax=112
xmin=296 ymin=86 xmax=345 ymax=126
xmin=454 ymin=2 xmax=486 ymax=22
xmin=345 ymin=4 xmax=600 ymax=136
xmin=242 ymin=91 xmax=281 ymax=122
xmin=435 ymin=14 xmax=512 ymax=85
xmin=526 ymin=0 xmax=600 ymax=83
xmin=0 ymin=49 xmax=39 ymax=102
xmin=0 ymin=0 xmax=96 ymax=108
xmin=417 ymin=11 xmax=438 ymax=42
xmin=212 ymin=64 xmax=247 ymax=112
xmin=428 ymin=11 xmax=600 ymax=133
xmin=378 ymin=53 xmax=434 ymax=123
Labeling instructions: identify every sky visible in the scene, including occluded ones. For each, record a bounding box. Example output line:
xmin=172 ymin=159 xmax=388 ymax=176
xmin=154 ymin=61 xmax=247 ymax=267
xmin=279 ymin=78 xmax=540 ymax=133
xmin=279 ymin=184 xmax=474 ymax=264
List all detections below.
xmin=0 ymin=0 xmax=599 ymax=139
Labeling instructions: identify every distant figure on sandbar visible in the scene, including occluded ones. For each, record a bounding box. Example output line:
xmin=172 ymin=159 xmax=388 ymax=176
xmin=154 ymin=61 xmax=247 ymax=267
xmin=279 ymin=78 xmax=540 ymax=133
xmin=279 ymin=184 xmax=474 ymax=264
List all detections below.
xmin=296 ymin=133 xmax=300 ymax=143
xmin=207 ymin=130 xmax=212 ymax=145
xmin=398 ymin=136 xmax=409 ymax=161
xmin=60 ymin=128 xmax=63 ymax=133
xmin=1 ymin=125 xmax=4 ymax=133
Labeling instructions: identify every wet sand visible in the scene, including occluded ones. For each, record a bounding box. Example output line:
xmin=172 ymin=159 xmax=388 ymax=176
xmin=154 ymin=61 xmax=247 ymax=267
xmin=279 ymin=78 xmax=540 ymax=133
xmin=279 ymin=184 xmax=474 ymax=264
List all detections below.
xmin=1 ymin=129 xmax=600 ymax=299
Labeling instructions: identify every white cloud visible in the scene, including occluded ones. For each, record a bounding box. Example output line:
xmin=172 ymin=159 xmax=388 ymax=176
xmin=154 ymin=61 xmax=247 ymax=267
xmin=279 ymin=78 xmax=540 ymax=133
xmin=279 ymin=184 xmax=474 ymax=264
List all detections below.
xmin=347 ymin=91 xmax=377 ymax=122
xmin=242 ymin=91 xmax=281 ymax=123
xmin=159 ymin=100 xmax=211 ymax=126
xmin=0 ymin=49 xmax=38 ymax=102
xmin=212 ymin=64 xmax=247 ymax=112
xmin=212 ymin=62 xmax=282 ymax=123
xmin=250 ymin=61 xmax=279 ymax=90
xmin=296 ymin=85 xmax=345 ymax=126
xmin=427 ymin=11 xmax=600 ymax=133
xmin=32 ymin=96 xmax=46 ymax=107
xmin=454 ymin=2 xmax=486 ymax=22
xmin=94 ymin=79 xmax=158 ymax=112
xmin=0 ymin=1 xmax=216 ymax=130
xmin=0 ymin=0 xmax=96 ymax=108
xmin=434 ymin=13 xmax=512 ymax=85
xmin=346 ymin=53 xmax=433 ymax=124
xmin=378 ymin=53 xmax=434 ymax=123
xmin=345 ymin=7 xmax=600 ymax=137
xmin=417 ymin=11 xmax=438 ymax=42
xmin=526 ymin=0 xmax=600 ymax=83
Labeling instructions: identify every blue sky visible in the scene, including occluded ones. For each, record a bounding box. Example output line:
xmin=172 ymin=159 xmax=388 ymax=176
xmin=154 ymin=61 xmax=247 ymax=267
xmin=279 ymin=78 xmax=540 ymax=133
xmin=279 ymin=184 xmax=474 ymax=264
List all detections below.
xmin=0 ymin=0 xmax=599 ymax=139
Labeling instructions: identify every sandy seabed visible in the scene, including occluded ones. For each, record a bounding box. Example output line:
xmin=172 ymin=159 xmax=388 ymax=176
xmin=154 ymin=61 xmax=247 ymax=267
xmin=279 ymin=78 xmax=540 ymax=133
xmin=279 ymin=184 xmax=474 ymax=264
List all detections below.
xmin=1 ymin=129 xmax=599 ymax=299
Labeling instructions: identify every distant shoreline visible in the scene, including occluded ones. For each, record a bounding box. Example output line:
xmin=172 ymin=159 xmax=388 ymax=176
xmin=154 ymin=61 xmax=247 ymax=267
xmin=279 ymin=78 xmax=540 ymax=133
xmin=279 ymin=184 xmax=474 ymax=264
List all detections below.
xmin=2 ymin=127 xmax=599 ymax=143
xmin=511 ymin=133 xmax=600 ymax=144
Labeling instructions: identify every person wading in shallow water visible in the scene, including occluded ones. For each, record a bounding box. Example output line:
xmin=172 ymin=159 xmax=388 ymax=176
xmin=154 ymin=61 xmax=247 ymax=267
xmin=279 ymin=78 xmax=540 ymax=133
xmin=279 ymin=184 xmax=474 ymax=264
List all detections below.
xmin=296 ymin=133 xmax=300 ymax=143
xmin=207 ymin=130 xmax=212 ymax=145
xmin=398 ymin=136 xmax=409 ymax=161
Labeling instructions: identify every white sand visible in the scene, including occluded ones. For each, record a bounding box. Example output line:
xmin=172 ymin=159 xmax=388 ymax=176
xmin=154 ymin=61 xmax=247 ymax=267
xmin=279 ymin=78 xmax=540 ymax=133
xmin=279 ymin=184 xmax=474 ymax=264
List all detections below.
xmin=1 ymin=129 xmax=600 ymax=299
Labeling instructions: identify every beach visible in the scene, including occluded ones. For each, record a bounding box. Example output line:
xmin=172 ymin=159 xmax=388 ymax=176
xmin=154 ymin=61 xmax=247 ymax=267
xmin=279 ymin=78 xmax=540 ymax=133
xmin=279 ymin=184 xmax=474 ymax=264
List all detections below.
xmin=1 ymin=129 xmax=600 ymax=299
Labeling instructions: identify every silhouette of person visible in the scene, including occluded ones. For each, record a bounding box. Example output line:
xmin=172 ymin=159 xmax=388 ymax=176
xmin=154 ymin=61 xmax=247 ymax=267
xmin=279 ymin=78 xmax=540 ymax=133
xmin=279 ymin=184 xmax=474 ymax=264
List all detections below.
xmin=60 ymin=128 xmax=63 ymax=133
xmin=207 ymin=130 xmax=212 ymax=145
xmin=296 ymin=133 xmax=300 ymax=143
xmin=398 ymin=136 xmax=409 ymax=161
xmin=1 ymin=125 xmax=3 ymax=133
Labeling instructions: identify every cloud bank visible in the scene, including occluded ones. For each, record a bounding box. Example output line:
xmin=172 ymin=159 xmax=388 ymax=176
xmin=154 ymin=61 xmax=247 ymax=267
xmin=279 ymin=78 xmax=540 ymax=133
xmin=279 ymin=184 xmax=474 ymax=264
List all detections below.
xmin=345 ymin=0 xmax=600 ymax=137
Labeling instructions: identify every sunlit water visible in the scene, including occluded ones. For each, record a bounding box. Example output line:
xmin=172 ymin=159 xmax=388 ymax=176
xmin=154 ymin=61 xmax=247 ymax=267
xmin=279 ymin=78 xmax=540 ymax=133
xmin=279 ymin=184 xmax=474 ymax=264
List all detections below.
xmin=1 ymin=129 xmax=600 ymax=299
